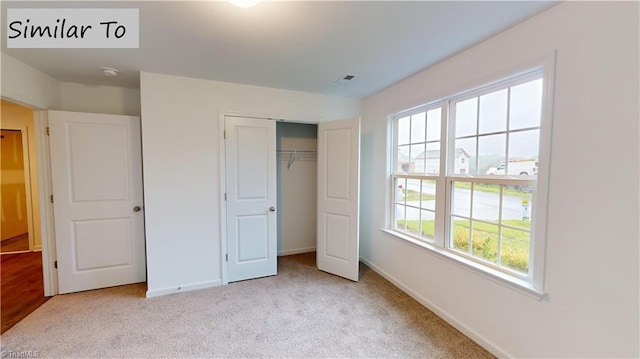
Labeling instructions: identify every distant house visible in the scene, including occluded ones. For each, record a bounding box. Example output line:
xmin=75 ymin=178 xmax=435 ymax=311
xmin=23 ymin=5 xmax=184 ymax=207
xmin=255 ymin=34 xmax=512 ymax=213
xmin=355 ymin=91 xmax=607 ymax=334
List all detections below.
xmin=413 ymin=148 xmax=470 ymax=174
xmin=397 ymin=152 xmax=414 ymax=173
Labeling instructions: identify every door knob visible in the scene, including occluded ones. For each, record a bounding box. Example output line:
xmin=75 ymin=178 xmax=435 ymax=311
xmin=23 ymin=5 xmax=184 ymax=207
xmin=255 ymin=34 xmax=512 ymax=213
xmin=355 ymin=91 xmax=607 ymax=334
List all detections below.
xmin=133 ymin=206 xmax=142 ymax=212
xmin=269 ymin=206 xmax=276 ymax=212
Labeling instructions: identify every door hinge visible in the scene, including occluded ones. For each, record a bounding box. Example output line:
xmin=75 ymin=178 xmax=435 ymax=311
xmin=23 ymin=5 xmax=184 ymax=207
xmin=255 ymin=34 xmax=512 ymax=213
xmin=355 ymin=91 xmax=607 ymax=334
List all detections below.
xmin=224 ymin=193 xmax=227 ymax=201
xmin=50 ymin=194 xmax=54 ymax=203
xmin=54 ymin=260 xmax=58 ymax=269
xmin=225 ymin=253 xmax=228 ymax=262
xmin=223 ymin=130 xmax=226 ymax=139
xmin=46 ymin=127 xmax=50 ymax=136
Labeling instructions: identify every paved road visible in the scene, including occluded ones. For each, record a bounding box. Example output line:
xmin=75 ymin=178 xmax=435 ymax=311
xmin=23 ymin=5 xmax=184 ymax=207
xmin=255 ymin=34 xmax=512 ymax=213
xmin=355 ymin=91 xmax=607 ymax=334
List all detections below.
xmin=397 ymin=181 xmax=531 ymax=221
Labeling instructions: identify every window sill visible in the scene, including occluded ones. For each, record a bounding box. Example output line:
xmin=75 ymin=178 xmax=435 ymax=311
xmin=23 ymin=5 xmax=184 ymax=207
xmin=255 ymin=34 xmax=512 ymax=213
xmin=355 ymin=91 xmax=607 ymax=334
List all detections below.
xmin=380 ymin=228 xmax=547 ymax=301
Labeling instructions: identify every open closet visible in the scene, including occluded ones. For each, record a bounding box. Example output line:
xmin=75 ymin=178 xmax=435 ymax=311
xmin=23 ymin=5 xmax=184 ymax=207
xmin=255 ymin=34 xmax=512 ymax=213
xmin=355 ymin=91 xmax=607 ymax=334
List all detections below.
xmin=223 ymin=115 xmax=360 ymax=284
xmin=276 ymin=122 xmax=318 ymax=256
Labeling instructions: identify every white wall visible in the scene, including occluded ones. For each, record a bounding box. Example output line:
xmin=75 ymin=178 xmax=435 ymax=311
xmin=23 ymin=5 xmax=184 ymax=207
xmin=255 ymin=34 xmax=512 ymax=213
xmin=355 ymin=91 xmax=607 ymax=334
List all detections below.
xmin=60 ymin=82 xmax=141 ymax=116
xmin=140 ymin=72 xmax=361 ymax=297
xmin=1 ymin=53 xmax=61 ymax=110
xmin=361 ymin=2 xmax=638 ymax=358
xmin=276 ymin=122 xmax=317 ymax=255
xmin=1 ymin=52 xmax=140 ymax=117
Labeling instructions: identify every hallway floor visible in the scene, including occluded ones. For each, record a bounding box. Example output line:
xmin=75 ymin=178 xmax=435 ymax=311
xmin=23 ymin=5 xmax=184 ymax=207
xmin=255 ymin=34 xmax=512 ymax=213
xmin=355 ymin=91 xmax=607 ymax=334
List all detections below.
xmin=1 ymin=251 xmax=49 ymax=333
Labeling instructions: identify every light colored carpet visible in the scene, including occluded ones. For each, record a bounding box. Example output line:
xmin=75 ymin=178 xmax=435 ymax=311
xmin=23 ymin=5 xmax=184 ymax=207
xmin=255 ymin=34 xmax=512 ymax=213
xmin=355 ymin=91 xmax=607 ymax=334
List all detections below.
xmin=1 ymin=253 xmax=494 ymax=358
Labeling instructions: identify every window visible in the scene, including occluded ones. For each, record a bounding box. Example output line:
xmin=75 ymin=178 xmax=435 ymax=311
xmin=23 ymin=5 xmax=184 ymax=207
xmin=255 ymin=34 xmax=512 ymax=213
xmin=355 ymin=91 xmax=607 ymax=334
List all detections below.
xmin=394 ymin=107 xmax=442 ymax=240
xmin=390 ymin=67 xmax=551 ymax=294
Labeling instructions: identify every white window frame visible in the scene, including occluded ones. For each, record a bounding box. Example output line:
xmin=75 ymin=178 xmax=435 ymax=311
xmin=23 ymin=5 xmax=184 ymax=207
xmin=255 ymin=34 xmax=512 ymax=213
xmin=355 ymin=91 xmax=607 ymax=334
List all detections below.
xmin=391 ymin=102 xmax=447 ymax=245
xmin=384 ymin=55 xmax=555 ymax=299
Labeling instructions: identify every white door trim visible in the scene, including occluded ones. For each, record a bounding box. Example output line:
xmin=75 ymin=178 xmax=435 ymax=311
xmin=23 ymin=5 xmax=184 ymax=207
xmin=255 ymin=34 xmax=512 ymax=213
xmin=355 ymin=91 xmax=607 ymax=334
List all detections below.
xmin=33 ymin=110 xmax=58 ymax=296
xmin=218 ymin=111 xmax=228 ymax=285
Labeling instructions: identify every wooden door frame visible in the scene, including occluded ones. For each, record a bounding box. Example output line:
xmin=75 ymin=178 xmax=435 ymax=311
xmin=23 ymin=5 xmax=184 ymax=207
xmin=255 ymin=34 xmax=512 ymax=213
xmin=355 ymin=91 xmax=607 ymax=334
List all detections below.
xmin=218 ymin=110 xmax=320 ymax=285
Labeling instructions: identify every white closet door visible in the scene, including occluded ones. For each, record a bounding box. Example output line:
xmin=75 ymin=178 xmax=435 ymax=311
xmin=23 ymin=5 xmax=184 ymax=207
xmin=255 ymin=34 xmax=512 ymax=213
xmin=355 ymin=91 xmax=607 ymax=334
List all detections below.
xmin=317 ymin=117 xmax=360 ymax=281
xmin=225 ymin=116 xmax=277 ymax=282
xmin=49 ymin=110 xmax=146 ymax=294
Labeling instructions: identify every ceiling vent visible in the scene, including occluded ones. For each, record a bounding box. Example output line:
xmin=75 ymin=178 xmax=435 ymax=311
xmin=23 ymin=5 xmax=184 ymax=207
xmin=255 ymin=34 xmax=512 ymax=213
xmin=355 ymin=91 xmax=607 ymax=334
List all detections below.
xmin=335 ymin=74 xmax=356 ymax=85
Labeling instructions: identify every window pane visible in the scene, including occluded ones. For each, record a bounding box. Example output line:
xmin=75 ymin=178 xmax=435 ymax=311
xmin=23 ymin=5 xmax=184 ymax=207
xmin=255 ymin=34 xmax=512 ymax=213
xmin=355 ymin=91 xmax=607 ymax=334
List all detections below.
xmin=398 ymin=116 xmax=410 ymax=145
xmin=472 ymin=183 xmax=501 ymax=223
xmin=397 ymin=145 xmax=410 ymax=173
xmin=510 ymin=79 xmax=543 ymax=130
xmin=426 ymin=108 xmax=441 ymax=141
xmin=420 ymin=179 xmax=436 ymax=210
xmin=424 ymin=142 xmax=440 ymax=174
xmin=410 ymin=112 xmax=426 ymax=144
xmin=452 ymin=182 xmax=471 ymax=217
xmin=455 ymin=97 xmax=478 ymax=137
xmin=479 ymin=89 xmax=508 ymax=134
xmin=454 ymin=138 xmax=475 ymax=175
xmin=508 ymin=129 xmax=540 ymax=175
xmin=405 ymin=207 xmax=422 ymax=237
xmin=478 ymin=134 xmax=506 ymax=175
xmin=501 ymin=228 xmax=530 ymax=273
xmin=414 ymin=154 xmax=426 ymax=174
xmin=395 ymin=204 xmax=406 ymax=230
xmin=472 ymin=221 xmax=498 ymax=263
xmin=421 ymin=210 xmax=436 ymax=240
xmin=405 ymin=178 xmax=421 ymax=205
xmin=404 ymin=205 xmax=420 ymax=233
xmin=502 ymin=186 xmax=533 ymax=230
xmin=410 ymin=143 xmax=425 ymax=173
xmin=451 ymin=217 xmax=470 ymax=252
xmin=395 ymin=177 xmax=407 ymax=204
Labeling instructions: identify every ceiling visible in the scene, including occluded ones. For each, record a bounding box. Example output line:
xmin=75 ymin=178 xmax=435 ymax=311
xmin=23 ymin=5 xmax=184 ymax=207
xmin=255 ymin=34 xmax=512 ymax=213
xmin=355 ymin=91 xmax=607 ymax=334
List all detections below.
xmin=1 ymin=1 xmax=557 ymax=99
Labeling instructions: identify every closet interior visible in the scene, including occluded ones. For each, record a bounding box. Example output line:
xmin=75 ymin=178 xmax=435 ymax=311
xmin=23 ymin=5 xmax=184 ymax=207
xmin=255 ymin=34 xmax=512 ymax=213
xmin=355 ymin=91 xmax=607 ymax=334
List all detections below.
xmin=276 ymin=122 xmax=318 ymax=256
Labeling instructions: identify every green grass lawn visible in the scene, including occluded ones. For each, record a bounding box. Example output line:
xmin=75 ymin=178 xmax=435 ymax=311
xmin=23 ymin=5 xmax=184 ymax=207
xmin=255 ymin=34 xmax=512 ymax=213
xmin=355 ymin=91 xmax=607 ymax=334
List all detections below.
xmin=401 ymin=189 xmax=436 ymax=201
xmin=396 ymin=219 xmax=529 ymax=272
xmin=399 ymin=219 xmax=436 ymax=238
xmin=454 ymin=182 xmax=531 ymax=199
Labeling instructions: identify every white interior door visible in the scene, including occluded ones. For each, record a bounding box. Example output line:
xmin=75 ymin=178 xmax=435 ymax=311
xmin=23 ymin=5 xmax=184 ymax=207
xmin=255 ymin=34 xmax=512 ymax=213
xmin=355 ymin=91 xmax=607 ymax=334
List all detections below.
xmin=49 ymin=111 xmax=146 ymax=294
xmin=225 ymin=116 xmax=277 ymax=282
xmin=317 ymin=117 xmax=360 ymax=281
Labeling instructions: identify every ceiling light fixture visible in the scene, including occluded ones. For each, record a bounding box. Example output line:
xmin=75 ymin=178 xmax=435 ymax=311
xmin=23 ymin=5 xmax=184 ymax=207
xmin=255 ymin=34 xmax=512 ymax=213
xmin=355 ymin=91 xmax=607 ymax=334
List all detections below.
xmin=102 ymin=67 xmax=119 ymax=77
xmin=229 ymin=0 xmax=260 ymax=8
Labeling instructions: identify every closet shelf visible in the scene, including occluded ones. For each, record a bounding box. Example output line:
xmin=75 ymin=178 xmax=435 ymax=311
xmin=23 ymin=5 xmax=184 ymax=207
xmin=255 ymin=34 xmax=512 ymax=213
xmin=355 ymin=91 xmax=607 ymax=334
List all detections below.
xmin=277 ymin=149 xmax=317 ymax=169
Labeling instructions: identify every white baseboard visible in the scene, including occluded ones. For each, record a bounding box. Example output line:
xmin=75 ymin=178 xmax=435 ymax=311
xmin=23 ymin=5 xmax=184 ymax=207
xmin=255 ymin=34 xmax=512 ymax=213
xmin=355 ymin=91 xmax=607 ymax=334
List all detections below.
xmin=146 ymin=279 xmax=222 ymax=298
xmin=359 ymin=257 xmax=510 ymax=359
xmin=278 ymin=247 xmax=316 ymax=256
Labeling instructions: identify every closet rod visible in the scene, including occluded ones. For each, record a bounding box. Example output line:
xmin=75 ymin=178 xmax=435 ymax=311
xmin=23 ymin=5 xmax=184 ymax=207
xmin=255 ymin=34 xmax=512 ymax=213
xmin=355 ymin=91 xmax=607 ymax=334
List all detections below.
xmin=276 ymin=149 xmax=317 ymax=153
